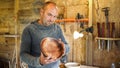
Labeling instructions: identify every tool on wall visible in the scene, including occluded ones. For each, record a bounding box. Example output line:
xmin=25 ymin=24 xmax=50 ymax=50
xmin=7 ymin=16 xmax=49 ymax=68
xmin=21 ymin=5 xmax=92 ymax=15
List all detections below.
xmin=97 ymin=22 xmax=102 ymax=50
xmin=96 ymin=22 xmax=117 ymax=51
xmin=102 ymin=22 xmax=106 ymax=49
xmin=102 ymin=7 xmax=110 ymax=29
xmin=102 ymin=7 xmax=111 ymax=51
xmin=97 ymin=22 xmax=107 ymax=50
xmin=111 ymin=22 xmax=115 ymax=49
xmin=96 ymin=7 xmax=119 ymax=51
xmin=76 ymin=13 xmax=84 ymax=29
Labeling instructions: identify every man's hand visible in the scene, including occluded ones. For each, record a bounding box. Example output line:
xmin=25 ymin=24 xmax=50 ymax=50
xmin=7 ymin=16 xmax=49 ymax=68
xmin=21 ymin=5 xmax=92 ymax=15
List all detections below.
xmin=39 ymin=52 xmax=57 ymax=65
xmin=39 ymin=38 xmax=66 ymax=65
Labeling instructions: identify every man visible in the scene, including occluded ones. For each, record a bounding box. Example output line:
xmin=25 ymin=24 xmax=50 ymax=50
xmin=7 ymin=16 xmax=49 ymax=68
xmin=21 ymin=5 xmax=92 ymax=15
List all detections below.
xmin=20 ymin=1 xmax=70 ymax=68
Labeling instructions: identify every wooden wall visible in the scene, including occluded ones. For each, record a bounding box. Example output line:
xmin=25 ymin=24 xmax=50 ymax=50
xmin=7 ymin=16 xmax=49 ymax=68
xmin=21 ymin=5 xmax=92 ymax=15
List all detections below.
xmin=93 ymin=0 xmax=120 ymax=68
xmin=0 ymin=0 xmax=120 ymax=68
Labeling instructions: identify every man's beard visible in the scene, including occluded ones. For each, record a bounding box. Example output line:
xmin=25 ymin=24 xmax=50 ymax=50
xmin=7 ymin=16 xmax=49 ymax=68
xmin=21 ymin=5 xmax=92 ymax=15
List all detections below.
xmin=43 ymin=21 xmax=54 ymax=26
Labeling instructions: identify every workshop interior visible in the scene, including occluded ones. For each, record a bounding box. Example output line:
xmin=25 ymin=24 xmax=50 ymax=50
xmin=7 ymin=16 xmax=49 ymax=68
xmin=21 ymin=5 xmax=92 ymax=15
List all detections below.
xmin=0 ymin=0 xmax=120 ymax=68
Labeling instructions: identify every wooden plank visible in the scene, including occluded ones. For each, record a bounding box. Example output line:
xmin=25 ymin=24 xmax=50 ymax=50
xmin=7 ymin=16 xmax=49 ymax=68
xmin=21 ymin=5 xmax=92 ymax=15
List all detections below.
xmin=55 ymin=18 xmax=88 ymax=23
xmin=14 ymin=0 xmax=19 ymax=68
xmin=86 ymin=0 xmax=93 ymax=65
xmin=95 ymin=37 xmax=120 ymax=40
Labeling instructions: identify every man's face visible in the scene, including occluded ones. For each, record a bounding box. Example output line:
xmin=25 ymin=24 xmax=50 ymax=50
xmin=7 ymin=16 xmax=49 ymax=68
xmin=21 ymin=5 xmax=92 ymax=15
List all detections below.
xmin=40 ymin=4 xmax=58 ymax=26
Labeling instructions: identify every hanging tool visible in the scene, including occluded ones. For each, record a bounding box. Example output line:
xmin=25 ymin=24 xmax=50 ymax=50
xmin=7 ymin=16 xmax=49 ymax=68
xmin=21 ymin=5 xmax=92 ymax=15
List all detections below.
xmin=102 ymin=22 xmax=106 ymax=49
xmin=111 ymin=22 xmax=115 ymax=38
xmin=102 ymin=7 xmax=110 ymax=29
xmin=102 ymin=7 xmax=111 ymax=51
xmin=76 ymin=13 xmax=84 ymax=29
xmin=97 ymin=22 xmax=102 ymax=50
xmin=107 ymin=23 xmax=111 ymax=51
xmin=111 ymin=22 xmax=115 ymax=46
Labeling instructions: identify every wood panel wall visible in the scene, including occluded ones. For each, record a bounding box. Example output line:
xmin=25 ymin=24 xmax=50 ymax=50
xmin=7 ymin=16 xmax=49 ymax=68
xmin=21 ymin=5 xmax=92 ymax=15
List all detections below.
xmin=0 ymin=0 xmax=120 ymax=68
xmin=60 ymin=23 xmax=88 ymax=64
xmin=93 ymin=0 xmax=120 ymax=68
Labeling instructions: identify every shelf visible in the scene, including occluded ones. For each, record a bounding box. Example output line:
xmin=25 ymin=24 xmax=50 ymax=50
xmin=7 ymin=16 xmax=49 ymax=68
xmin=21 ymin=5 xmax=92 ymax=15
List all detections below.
xmin=0 ymin=34 xmax=20 ymax=38
xmin=95 ymin=37 xmax=120 ymax=41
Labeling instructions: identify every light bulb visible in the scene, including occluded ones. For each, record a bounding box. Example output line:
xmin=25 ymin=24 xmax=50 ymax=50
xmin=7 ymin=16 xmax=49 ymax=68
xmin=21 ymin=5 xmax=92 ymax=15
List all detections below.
xmin=73 ymin=31 xmax=84 ymax=39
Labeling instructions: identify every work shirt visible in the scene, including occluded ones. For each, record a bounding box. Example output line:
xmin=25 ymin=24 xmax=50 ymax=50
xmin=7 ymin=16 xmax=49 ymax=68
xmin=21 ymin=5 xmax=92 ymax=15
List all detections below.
xmin=20 ymin=20 xmax=70 ymax=68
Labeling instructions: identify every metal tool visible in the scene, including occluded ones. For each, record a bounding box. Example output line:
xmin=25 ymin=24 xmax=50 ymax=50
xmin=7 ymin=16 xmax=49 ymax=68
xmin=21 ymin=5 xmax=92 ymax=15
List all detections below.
xmin=111 ymin=22 xmax=115 ymax=46
xmin=102 ymin=7 xmax=110 ymax=29
xmin=102 ymin=22 xmax=106 ymax=50
xmin=97 ymin=22 xmax=102 ymax=50
xmin=102 ymin=7 xmax=111 ymax=51
xmin=107 ymin=23 xmax=112 ymax=51
xmin=76 ymin=13 xmax=84 ymax=29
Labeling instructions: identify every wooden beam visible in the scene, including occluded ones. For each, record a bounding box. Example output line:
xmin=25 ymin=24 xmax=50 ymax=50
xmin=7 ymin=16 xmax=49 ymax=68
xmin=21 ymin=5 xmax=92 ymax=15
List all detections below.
xmin=55 ymin=18 xmax=89 ymax=23
xmin=86 ymin=0 xmax=93 ymax=65
xmin=14 ymin=0 xmax=19 ymax=68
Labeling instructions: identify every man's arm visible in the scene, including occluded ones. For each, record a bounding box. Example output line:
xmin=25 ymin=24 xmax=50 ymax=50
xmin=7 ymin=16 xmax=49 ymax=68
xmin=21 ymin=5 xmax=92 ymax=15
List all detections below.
xmin=58 ymin=26 xmax=70 ymax=63
xmin=20 ymin=27 xmax=41 ymax=67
